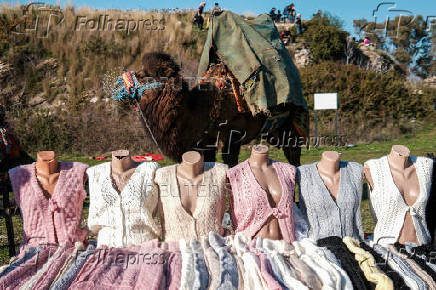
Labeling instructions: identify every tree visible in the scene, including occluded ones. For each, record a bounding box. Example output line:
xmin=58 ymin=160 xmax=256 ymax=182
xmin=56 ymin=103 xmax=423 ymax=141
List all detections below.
xmin=303 ymin=13 xmax=348 ymax=63
xmin=354 ymin=15 xmax=434 ymax=78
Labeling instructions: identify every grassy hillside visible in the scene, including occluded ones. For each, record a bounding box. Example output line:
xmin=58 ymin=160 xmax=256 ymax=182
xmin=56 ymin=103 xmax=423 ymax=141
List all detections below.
xmin=1 ymin=4 xmax=435 ymax=155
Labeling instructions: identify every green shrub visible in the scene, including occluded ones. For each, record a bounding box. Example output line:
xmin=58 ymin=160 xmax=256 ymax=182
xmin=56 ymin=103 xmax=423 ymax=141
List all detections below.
xmin=300 ymin=62 xmax=435 ymax=142
xmin=303 ymin=15 xmax=348 ymax=63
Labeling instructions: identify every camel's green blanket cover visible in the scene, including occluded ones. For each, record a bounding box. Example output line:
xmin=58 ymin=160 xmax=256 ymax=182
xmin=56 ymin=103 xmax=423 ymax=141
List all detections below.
xmin=198 ymin=11 xmax=307 ymax=115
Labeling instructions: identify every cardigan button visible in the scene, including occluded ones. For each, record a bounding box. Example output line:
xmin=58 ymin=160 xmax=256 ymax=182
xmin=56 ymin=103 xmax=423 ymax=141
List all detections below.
xmin=48 ymin=201 xmax=60 ymax=212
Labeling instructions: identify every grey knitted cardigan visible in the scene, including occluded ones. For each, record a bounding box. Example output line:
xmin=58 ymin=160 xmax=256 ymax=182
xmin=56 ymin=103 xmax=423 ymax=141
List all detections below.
xmin=297 ymin=161 xmax=364 ymax=241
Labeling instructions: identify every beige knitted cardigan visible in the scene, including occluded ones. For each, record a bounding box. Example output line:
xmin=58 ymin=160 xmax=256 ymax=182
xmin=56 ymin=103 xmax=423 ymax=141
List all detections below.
xmin=155 ymin=162 xmax=228 ymax=242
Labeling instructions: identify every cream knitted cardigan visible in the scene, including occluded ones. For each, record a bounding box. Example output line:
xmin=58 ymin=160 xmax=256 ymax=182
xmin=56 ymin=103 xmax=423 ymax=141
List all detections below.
xmin=87 ymin=161 xmax=161 ymax=247
xmin=155 ymin=162 xmax=228 ymax=242
xmin=366 ymin=156 xmax=433 ymax=246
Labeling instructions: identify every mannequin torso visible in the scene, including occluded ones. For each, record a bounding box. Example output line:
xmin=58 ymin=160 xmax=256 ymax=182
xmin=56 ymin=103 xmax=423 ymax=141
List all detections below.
xmin=176 ymin=151 xmax=204 ymax=215
xmin=364 ymin=145 xmax=421 ymax=244
xmin=249 ymin=145 xmax=283 ymax=240
xmin=316 ymin=151 xmax=341 ymax=200
xmin=111 ymin=150 xmax=138 ymax=193
xmin=35 ymin=151 xmax=60 ymax=197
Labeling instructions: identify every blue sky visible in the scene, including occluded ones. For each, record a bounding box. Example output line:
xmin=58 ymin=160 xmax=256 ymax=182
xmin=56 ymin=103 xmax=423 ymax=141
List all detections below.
xmin=5 ymin=0 xmax=436 ymax=34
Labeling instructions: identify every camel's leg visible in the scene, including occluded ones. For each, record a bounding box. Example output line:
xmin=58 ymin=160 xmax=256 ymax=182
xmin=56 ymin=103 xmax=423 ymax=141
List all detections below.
xmin=201 ymin=147 xmax=217 ymax=163
xmin=222 ymin=130 xmax=243 ymax=168
xmin=283 ymin=144 xmax=302 ymax=167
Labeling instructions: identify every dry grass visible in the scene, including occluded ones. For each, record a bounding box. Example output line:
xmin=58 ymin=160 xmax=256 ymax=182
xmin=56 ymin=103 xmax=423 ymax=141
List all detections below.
xmin=1 ymin=4 xmax=206 ymax=104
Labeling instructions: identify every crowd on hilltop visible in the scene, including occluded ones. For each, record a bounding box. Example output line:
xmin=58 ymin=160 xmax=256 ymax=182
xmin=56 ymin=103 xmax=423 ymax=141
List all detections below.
xmin=269 ymin=3 xmax=315 ymax=46
xmin=269 ymin=3 xmax=300 ymax=24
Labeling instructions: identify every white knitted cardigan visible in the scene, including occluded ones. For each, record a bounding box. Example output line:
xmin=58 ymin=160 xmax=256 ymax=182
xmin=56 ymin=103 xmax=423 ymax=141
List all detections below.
xmin=233 ymin=233 xmax=268 ymax=290
xmin=155 ymin=162 xmax=228 ymax=242
xmin=366 ymin=156 xmax=433 ymax=246
xmin=87 ymin=161 xmax=161 ymax=247
xmin=258 ymin=238 xmax=308 ymax=290
xmin=179 ymin=239 xmax=196 ymax=290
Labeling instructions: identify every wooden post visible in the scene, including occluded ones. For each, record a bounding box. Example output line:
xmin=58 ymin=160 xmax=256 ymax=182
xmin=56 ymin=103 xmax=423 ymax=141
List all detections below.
xmin=314 ymin=110 xmax=318 ymax=148
xmin=335 ymin=110 xmax=339 ymax=146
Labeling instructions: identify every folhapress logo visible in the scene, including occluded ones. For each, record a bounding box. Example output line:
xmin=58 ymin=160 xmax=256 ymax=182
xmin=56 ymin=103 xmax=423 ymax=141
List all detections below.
xmin=74 ymin=15 xmax=165 ymax=35
xmin=11 ymin=2 xmax=64 ymax=38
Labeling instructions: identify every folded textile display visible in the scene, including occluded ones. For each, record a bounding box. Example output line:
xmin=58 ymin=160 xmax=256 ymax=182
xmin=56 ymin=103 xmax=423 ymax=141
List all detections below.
xmin=359 ymin=242 xmax=410 ymax=290
xmin=343 ymin=236 xmax=393 ymax=290
xmin=3 ymin=234 xmax=436 ymax=289
xmin=317 ymin=236 xmax=374 ymax=289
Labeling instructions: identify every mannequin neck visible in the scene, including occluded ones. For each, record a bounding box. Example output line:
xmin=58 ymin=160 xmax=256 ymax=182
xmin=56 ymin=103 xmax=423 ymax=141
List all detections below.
xmin=36 ymin=151 xmax=59 ymax=175
xmin=387 ymin=146 xmax=410 ymax=170
xmin=111 ymin=150 xmax=134 ymax=173
xmin=318 ymin=151 xmax=340 ymax=174
xmin=178 ymin=151 xmax=204 ymax=180
xmin=179 ymin=160 xmax=203 ymax=179
xmin=249 ymin=146 xmax=269 ymax=168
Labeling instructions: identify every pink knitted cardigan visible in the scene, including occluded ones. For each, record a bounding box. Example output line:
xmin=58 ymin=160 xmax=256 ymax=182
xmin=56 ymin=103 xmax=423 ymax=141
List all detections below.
xmin=0 ymin=245 xmax=57 ymax=289
xmin=70 ymin=240 xmax=165 ymax=290
xmin=8 ymin=162 xmax=89 ymax=248
xmin=31 ymin=244 xmax=76 ymax=289
xmin=227 ymin=160 xmax=296 ymax=243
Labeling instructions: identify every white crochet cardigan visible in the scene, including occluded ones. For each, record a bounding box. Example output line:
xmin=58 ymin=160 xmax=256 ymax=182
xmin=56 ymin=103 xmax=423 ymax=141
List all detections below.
xmin=366 ymin=156 xmax=434 ymax=246
xmin=155 ymin=162 xmax=228 ymax=242
xmin=87 ymin=162 xmax=161 ymax=247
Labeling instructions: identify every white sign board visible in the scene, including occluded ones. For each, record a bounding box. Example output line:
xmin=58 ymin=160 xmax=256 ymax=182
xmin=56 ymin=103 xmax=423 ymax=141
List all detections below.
xmin=314 ymin=93 xmax=338 ymax=110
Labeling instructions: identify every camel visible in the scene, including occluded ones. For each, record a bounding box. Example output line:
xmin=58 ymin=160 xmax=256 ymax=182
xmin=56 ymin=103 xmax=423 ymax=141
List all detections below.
xmin=1 ymin=104 xmax=34 ymax=257
xmin=117 ymin=52 xmax=306 ymax=168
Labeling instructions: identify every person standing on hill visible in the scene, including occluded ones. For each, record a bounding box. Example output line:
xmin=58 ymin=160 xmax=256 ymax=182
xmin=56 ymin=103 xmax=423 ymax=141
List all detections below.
xmin=364 ymin=36 xmax=371 ymax=46
xmin=194 ymin=2 xmax=206 ymax=30
xmin=280 ymin=26 xmax=293 ymax=45
xmin=276 ymin=10 xmax=282 ymax=23
xmin=296 ymin=13 xmax=303 ymax=35
xmin=269 ymin=8 xmax=277 ymax=21
xmin=284 ymin=3 xmax=296 ymax=23
xmin=211 ymin=2 xmax=222 ymax=16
